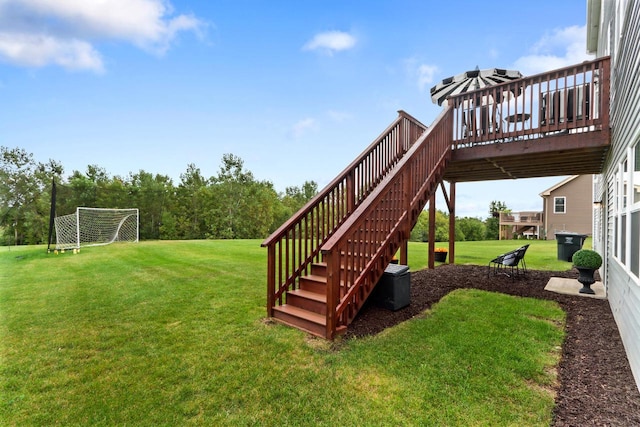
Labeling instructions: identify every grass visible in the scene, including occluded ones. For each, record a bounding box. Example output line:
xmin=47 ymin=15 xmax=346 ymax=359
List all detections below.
xmin=1 ymin=240 xmax=567 ymax=425
xmin=405 ymin=238 xmax=585 ymax=272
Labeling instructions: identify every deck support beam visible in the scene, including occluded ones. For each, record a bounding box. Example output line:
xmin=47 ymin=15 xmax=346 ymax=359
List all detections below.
xmin=439 ymin=181 xmax=457 ymax=265
xmin=400 ymin=240 xmax=408 ymax=266
xmin=448 ymin=182 xmax=456 ymax=264
xmin=428 ymin=191 xmax=436 ymax=269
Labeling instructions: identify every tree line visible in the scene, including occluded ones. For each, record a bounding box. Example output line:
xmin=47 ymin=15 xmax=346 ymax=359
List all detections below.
xmin=1 ymin=147 xmax=318 ymax=245
xmin=1 ymin=146 xmax=506 ymax=246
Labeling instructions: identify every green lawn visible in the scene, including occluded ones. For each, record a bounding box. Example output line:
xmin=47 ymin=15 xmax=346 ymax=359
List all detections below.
xmin=1 ymin=240 xmax=567 ymax=426
xmin=406 ymin=238 xmax=583 ymax=272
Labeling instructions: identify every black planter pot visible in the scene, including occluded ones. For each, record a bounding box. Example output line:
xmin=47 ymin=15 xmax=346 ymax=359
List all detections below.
xmin=434 ymin=252 xmax=447 ymax=263
xmin=576 ymin=266 xmax=596 ymax=294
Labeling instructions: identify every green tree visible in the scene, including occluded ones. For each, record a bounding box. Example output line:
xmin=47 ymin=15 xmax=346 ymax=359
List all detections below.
xmin=457 ymin=217 xmax=486 ymax=241
xmin=159 ymin=210 xmax=178 ymax=240
xmin=175 ymin=163 xmax=210 ymax=239
xmin=0 ymin=147 xmax=63 ymax=245
xmin=236 ymin=180 xmax=280 ymax=239
xmin=435 ymin=210 xmax=466 ymax=242
xmin=410 ymin=210 xmax=429 ymax=242
xmin=276 ymin=180 xmax=319 ymax=228
xmin=209 ymin=154 xmax=281 ymax=239
xmin=97 ymin=177 xmax=129 ymax=209
xmin=409 ymin=209 xmax=463 ymax=242
xmin=129 ymin=171 xmax=175 ymax=240
xmin=282 ymin=181 xmax=318 ymax=212
xmin=64 ymin=170 xmax=99 ymax=210
xmin=1 ymin=147 xmax=35 ymax=244
xmin=489 ymin=200 xmax=508 ymax=217
xmin=485 ymin=200 xmax=509 ymax=240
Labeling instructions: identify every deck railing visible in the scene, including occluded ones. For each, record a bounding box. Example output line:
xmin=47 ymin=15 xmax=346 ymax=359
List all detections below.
xmin=499 ymin=211 xmax=543 ymax=224
xmin=449 ymin=57 xmax=610 ymax=148
xmin=261 ymin=111 xmax=427 ymax=315
xmin=321 ymin=107 xmax=453 ymax=338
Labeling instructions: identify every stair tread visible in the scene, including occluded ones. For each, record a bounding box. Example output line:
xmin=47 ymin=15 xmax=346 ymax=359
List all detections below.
xmin=301 ymin=274 xmax=327 ymax=283
xmin=273 ymin=304 xmax=326 ymax=325
xmin=314 ymin=261 xmax=355 ymax=271
xmin=288 ymin=288 xmax=326 ymax=302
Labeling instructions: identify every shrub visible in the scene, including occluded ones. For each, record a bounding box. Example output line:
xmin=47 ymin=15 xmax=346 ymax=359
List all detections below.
xmin=572 ymin=249 xmax=602 ymax=269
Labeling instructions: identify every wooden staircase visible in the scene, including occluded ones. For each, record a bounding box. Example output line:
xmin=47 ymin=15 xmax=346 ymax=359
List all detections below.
xmin=272 ymin=261 xmax=330 ymax=337
xmin=262 ymin=57 xmax=611 ymax=339
xmin=263 ymin=108 xmax=453 ymax=339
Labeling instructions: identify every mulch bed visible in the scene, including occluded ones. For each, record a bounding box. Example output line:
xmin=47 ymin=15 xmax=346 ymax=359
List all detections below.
xmin=344 ymin=264 xmax=640 ymax=426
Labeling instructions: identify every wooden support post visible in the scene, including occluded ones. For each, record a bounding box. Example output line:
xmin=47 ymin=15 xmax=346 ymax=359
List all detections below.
xmin=266 ymin=244 xmax=275 ymax=317
xmin=400 ymin=239 xmax=408 ymax=265
xmin=428 ymin=192 xmax=436 ymax=269
xmin=324 ymin=250 xmax=336 ymax=339
xmin=440 ymin=180 xmax=456 ymax=265
xmin=448 ymin=182 xmax=456 ymax=264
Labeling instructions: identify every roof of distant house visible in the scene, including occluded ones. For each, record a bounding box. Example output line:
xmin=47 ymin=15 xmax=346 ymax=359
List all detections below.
xmin=539 ymin=175 xmax=581 ymax=197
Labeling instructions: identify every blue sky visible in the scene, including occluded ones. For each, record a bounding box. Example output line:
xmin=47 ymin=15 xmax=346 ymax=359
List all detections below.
xmin=0 ymin=0 xmax=593 ymax=219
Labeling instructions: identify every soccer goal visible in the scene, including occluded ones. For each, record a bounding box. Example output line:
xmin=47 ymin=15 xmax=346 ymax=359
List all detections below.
xmin=54 ymin=207 xmax=139 ymax=250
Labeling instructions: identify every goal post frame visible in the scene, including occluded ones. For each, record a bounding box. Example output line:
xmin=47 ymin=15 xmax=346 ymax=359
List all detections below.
xmin=53 ymin=207 xmax=139 ymax=250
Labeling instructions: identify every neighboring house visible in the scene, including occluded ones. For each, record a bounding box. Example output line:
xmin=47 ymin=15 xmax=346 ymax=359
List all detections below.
xmin=588 ymin=0 xmax=640 ymax=390
xmin=498 ymin=211 xmax=543 ymax=240
xmin=539 ymin=175 xmax=593 ymax=240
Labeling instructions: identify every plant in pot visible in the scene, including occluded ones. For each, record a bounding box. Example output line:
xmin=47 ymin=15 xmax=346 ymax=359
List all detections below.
xmin=572 ymin=249 xmax=602 ymax=294
xmin=434 ymin=247 xmax=448 ymax=263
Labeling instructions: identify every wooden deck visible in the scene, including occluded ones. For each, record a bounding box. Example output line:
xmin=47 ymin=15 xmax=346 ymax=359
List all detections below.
xmin=444 ymin=57 xmax=610 ymax=182
xmin=499 ymin=211 xmax=543 ymax=240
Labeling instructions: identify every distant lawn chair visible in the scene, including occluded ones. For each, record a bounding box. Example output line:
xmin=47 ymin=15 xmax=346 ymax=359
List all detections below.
xmin=462 ymin=104 xmax=501 ymax=140
xmin=488 ymin=244 xmax=530 ymax=278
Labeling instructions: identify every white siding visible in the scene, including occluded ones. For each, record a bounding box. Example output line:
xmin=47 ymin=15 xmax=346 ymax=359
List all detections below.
xmin=594 ymin=0 xmax=640 ymax=391
xmin=607 ymin=261 xmax=640 ymax=388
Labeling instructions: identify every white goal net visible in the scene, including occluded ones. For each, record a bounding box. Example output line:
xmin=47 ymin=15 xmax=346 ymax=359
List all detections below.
xmin=54 ymin=207 xmax=139 ymax=250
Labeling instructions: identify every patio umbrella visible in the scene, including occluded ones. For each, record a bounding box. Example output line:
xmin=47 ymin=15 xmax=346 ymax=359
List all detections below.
xmin=430 ymin=67 xmax=523 ymax=106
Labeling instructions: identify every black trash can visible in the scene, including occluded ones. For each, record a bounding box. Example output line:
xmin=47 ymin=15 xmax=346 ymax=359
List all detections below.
xmin=372 ymin=264 xmax=410 ymax=311
xmin=555 ymin=232 xmax=587 ymax=262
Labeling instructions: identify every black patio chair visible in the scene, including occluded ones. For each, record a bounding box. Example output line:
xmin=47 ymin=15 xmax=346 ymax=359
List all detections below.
xmin=488 ymin=244 xmax=529 ymax=278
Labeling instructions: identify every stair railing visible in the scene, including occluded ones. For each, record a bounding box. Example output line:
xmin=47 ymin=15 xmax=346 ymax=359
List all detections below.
xmin=321 ymin=106 xmax=453 ymax=338
xmin=262 ymin=111 xmax=427 ymax=316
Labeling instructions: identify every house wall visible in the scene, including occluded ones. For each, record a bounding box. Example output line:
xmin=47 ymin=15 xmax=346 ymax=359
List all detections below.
xmin=542 ymin=175 xmax=593 ymax=240
xmin=591 ymin=0 xmax=640 ymax=391
xmin=606 ymin=261 xmax=640 ymax=390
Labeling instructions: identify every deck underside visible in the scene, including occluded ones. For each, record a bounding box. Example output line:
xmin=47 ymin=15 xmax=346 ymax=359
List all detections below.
xmin=444 ymin=129 xmax=610 ymax=182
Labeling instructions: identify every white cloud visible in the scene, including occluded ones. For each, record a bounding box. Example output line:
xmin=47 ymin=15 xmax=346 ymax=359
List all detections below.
xmin=0 ymin=32 xmax=104 ymax=72
xmin=405 ymin=57 xmax=439 ymax=92
xmin=0 ymin=0 xmax=205 ymax=72
xmin=303 ymin=31 xmax=356 ymax=55
xmin=417 ymin=64 xmax=438 ymax=92
xmin=290 ymin=118 xmax=317 ymax=138
xmin=512 ymin=25 xmax=594 ymax=76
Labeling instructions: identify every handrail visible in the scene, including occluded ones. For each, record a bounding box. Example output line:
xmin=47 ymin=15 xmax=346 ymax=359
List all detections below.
xmin=499 ymin=211 xmax=543 ymax=224
xmin=262 ymin=110 xmax=427 ymax=316
xmin=449 ymin=56 xmax=610 ymax=147
xmin=321 ymin=106 xmax=453 ymax=338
